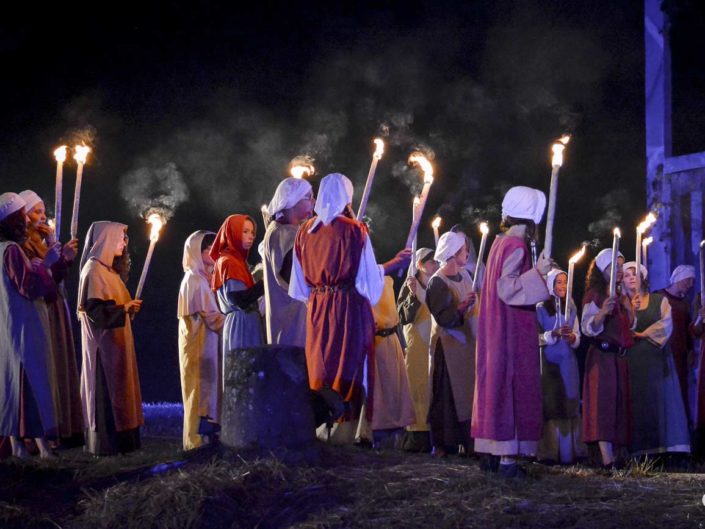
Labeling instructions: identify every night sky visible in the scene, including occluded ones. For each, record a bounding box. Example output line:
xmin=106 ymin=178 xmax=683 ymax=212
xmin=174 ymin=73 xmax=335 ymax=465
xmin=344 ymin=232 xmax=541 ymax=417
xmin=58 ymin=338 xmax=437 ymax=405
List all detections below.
xmin=2 ymin=1 xmax=704 ymax=401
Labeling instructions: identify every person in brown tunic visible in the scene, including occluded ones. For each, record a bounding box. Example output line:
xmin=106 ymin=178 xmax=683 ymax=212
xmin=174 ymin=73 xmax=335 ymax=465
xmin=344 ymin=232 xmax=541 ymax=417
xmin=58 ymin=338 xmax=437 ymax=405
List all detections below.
xmin=581 ymin=248 xmax=637 ymax=468
xmin=78 ymin=221 xmax=144 ymax=456
xmin=289 ymin=173 xmax=410 ymax=443
xmin=19 ymin=190 xmax=84 ymax=447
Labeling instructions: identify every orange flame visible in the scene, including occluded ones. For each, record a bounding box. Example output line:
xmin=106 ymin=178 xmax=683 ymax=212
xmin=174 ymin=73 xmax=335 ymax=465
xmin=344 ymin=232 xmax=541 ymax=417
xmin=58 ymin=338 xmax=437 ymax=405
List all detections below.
xmin=147 ymin=213 xmax=164 ymax=242
xmin=569 ymin=245 xmax=587 ymax=264
xmin=637 ymin=212 xmax=657 ymax=234
xmin=73 ymin=144 xmax=91 ymax=165
xmin=409 ymin=152 xmax=433 ymax=183
xmin=479 ymin=222 xmax=489 ymax=235
xmin=551 ymin=135 xmax=571 ymax=167
xmin=54 ymin=145 xmax=68 ymax=163
xmin=431 ymin=216 xmax=442 ymax=230
xmin=373 ymin=138 xmax=385 ymax=159
xmin=290 ymin=164 xmax=314 ymax=179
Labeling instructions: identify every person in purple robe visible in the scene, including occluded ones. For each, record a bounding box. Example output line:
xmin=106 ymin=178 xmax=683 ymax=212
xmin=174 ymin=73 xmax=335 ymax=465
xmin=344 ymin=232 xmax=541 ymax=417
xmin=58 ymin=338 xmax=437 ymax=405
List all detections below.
xmin=471 ymin=186 xmax=551 ymax=478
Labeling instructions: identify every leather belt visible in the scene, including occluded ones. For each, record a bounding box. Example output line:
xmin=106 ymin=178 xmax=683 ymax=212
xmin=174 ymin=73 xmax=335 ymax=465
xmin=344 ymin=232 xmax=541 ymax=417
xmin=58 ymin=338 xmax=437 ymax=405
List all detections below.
xmin=590 ymin=338 xmax=628 ymax=356
xmin=376 ymin=327 xmax=397 ymax=337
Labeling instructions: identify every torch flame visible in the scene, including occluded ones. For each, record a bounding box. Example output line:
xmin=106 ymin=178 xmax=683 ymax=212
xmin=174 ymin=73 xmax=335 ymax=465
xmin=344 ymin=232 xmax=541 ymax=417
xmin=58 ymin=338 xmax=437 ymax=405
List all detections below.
xmin=373 ymin=138 xmax=385 ymax=159
xmin=479 ymin=222 xmax=489 ymax=235
xmin=147 ymin=213 xmax=164 ymax=242
xmin=642 ymin=236 xmax=654 ymax=248
xmin=54 ymin=145 xmax=68 ymax=163
xmin=431 ymin=216 xmax=442 ymax=229
xmin=569 ymin=245 xmax=587 ymax=264
xmin=290 ymin=164 xmax=313 ymax=179
xmin=408 ymin=152 xmax=434 ymax=183
xmin=47 ymin=219 xmax=56 ymax=231
xmin=614 ymin=227 xmax=621 ymax=238
xmin=73 ymin=144 xmax=91 ymax=165
xmin=637 ymin=212 xmax=657 ymax=233
xmin=551 ymin=135 xmax=571 ymax=167
xmin=559 ymin=135 xmax=571 ymax=145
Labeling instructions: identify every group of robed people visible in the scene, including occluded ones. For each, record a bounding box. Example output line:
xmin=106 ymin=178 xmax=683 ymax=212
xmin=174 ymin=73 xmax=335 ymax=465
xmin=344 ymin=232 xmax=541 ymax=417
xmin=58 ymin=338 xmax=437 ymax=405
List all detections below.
xmin=2 ymin=174 xmax=705 ymax=477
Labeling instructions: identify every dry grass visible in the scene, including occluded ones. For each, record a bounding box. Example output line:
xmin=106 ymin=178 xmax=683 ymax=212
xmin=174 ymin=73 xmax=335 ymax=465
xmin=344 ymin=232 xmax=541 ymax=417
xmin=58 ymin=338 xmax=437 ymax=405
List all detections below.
xmin=2 ymin=420 xmax=705 ymax=528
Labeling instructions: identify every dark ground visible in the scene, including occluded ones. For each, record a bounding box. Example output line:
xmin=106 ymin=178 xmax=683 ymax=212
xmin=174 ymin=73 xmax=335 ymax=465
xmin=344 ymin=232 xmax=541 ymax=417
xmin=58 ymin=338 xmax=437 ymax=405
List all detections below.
xmin=2 ymin=405 xmax=705 ymax=529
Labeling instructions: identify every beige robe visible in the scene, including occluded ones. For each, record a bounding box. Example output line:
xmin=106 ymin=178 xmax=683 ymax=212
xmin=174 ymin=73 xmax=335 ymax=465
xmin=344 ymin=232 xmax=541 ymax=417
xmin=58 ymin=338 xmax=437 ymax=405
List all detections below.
xmin=79 ymin=258 xmax=143 ymax=433
xmin=370 ymin=277 xmax=416 ymax=430
xmin=402 ymin=282 xmax=433 ymax=432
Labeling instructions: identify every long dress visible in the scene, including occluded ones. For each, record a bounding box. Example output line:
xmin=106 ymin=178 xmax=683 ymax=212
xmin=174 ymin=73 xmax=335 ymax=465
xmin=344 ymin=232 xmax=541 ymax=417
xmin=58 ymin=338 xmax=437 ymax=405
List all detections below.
xmin=216 ymin=279 xmax=264 ymax=353
xmin=178 ymin=233 xmax=225 ymax=450
xmin=581 ymin=289 xmax=633 ymax=446
xmin=472 ymin=233 xmax=549 ymax=456
xmin=628 ymin=292 xmax=690 ymax=455
xmin=536 ymin=301 xmax=587 ymax=463
xmin=427 ymin=269 xmax=476 ymax=452
xmin=0 ymin=241 xmax=57 ymax=440
xmin=657 ymin=288 xmax=693 ymax=423
xmin=263 ymin=221 xmax=306 ymax=347
xmin=398 ymin=274 xmax=433 ymax=450
xmin=369 ymin=277 xmax=415 ymax=432
xmin=290 ymin=215 xmax=383 ymax=421
xmin=22 ymin=229 xmax=84 ymax=443
xmin=79 ymin=257 xmax=144 ymax=455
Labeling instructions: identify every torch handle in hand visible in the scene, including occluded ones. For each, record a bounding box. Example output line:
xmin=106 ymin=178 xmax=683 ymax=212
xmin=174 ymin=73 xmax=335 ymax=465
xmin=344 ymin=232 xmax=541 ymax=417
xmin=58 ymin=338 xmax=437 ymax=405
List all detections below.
xmin=135 ymin=239 xmax=157 ymax=300
xmin=70 ymin=163 xmax=84 ymax=240
xmin=565 ymin=262 xmax=574 ymax=322
xmin=54 ymin=162 xmax=63 ymax=241
xmin=357 ymin=157 xmax=379 ymax=220
xmin=472 ymin=233 xmax=488 ymax=292
xmin=543 ymin=165 xmax=560 ymax=258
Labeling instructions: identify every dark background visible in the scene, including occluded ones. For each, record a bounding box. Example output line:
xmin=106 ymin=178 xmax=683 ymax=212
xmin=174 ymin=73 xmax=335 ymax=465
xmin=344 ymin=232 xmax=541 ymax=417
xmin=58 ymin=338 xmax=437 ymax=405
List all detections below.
xmin=1 ymin=0 xmax=703 ymax=402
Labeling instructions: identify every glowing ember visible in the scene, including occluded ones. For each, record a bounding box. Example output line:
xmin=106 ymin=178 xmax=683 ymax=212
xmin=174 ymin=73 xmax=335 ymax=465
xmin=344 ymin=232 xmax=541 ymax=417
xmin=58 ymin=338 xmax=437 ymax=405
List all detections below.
xmin=54 ymin=146 xmax=68 ymax=163
xmin=431 ymin=216 xmax=442 ymax=229
xmin=73 ymin=144 xmax=91 ymax=165
xmin=408 ymin=152 xmax=434 ymax=183
xmin=373 ymin=138 xmax=385 ymax=159
xmin=147 ymin=213 xmax=164 ymax=242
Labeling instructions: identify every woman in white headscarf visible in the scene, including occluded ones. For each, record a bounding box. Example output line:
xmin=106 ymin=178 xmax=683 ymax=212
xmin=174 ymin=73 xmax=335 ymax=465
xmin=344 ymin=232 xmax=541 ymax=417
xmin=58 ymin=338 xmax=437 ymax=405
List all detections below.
xmin=78 ymin=221 xmax=144 ymax=456
xmin=398 ymin=248 xmax=439 ymax=452
xmin=0 ymin=192 xmax=59 ymax=458
xmin=19 ymin=189 xmax=84 ymax=446
xmin=622 ymin=261 xmax=690 ymax=460
xmin=536 ymin=268 xmax=586 ymax=464
xmin=426 ymin=231 xmax=477 ymax=457
xmin=178 ymin=230 xmax=225 ymax=450
xmin=289 ymin=173 xmax=410 ymax=443
xmin=263 ymin=177 xmax=314 ymax=347
xmin=472 ymin=186 xmax=552 ymax=477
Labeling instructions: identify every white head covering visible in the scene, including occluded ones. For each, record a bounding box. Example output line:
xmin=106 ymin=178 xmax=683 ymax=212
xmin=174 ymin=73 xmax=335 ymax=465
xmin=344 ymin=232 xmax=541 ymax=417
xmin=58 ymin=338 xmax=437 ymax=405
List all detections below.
xmin=267 ymin=178 xmax=313 ymax=219
xmin=434 ymin=232 xmax=466 ymax=264
xmin=622 ymin=261 xmax=648 ymax=280
xmin=79 ymin=221 xmax=126 ymax=270
xmin=501 ymin=186 xmax=547 ymax=225
xmin=178 ymin=230 xmax=219 ymax=318
xmin=670 ymin=264 xmax=695 ymax=285
xmin=415 ymin=247 xmax=434 ymax=264
xmin=18 ymin=190 xmax=43 ymax=212
xmin=595 ymin=248 xmax=624 ymax=272
xmin=0 ymin=192 xmax=26 ymax=222
xmin=309 ymin=173 xmax=354 ymax=232
xmin=546 ymin=268 xmax=567 ymax=298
